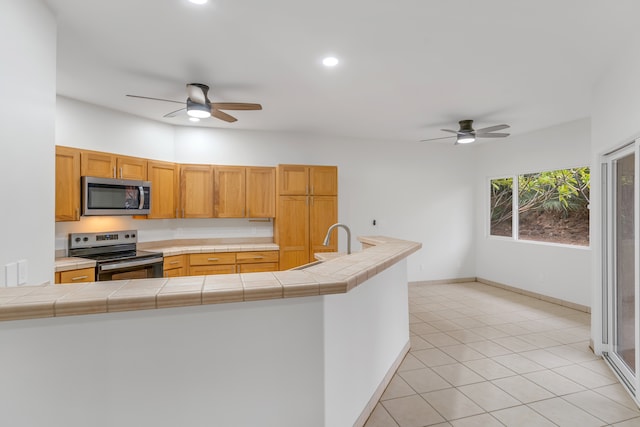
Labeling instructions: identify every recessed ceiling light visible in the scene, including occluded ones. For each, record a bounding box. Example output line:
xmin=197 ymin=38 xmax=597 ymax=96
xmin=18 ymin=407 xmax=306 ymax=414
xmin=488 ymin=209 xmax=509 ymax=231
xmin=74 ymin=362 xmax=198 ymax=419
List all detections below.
xmin=189 ymin=117 xmax=201 ymax=122
xmin=322 ymin=57 xmax=339 ymax=67
xmin=189 ymin=0 xmax=208 ymax=5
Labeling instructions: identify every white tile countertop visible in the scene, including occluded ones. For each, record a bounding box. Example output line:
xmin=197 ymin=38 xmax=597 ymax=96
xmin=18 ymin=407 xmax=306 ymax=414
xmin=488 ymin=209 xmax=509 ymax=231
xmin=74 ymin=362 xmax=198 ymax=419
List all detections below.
xmin=10 ymin=236 xmax=420 ymax=322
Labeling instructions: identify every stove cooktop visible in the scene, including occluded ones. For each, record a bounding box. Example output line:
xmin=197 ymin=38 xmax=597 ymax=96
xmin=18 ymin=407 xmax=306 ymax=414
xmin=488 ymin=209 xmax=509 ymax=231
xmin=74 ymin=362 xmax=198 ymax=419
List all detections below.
xmin=80 ymin=250 xmax=162 ymax=263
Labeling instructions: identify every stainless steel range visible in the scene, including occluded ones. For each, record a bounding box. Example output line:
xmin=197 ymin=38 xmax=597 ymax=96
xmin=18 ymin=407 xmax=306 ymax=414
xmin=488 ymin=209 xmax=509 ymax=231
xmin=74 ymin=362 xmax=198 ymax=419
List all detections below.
xmin=68 ymin=230 xmax=163 ymax=281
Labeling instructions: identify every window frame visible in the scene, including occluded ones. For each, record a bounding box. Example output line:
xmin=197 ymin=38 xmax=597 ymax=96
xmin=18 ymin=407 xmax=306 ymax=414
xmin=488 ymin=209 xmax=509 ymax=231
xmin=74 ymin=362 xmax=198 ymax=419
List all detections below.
xmin=486 ymin=166 xmax=591 ymax=249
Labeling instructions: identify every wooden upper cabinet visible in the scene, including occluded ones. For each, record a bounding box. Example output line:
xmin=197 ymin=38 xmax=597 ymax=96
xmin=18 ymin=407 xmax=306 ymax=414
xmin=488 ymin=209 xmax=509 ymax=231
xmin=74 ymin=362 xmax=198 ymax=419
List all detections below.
xmin=117 ymin=156 xmax=147 ymax=180
xmin=278 ymin=164 xmax=310 ymax=195
xmin=310 ymin=166 xmax=338 ymax=195
xmin=80 ymin=151 xmax=147 ymax=180
xmin=147 ymin=160 xmax=178 ymax=219
xmin=55 ymin=146 xmax=81 ymax=221
xmin=214 ymin=166 xmax=246 ymax=218
xmin=180 ymin=164 xmax=214 ymax=218
xmin=214 ymin=166 xmax=276 ymax=218
xmin=81 ymin=151 xmax=116 ymax=178
xmin=277 ymin=165 xmax=337 ymax=196
xmin=246 ymin=167 xmax=275 ymax=217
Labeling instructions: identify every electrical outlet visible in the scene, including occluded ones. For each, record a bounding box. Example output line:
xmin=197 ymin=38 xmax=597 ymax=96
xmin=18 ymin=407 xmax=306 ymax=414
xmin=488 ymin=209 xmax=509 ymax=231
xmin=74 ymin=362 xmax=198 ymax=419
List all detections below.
xmin=17 ymin=260 xmax=27 ymax=285
xmin=5 ymin=263 xmax=18 ymax=288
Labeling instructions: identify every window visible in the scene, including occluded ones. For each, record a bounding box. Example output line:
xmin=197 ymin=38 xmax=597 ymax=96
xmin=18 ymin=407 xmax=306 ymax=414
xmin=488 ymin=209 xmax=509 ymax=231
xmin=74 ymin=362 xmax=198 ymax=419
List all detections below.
xmin=489 ymin=167 xmax=590 ymax=246
xmin=490 ymin=177 xmax=513 ymax=237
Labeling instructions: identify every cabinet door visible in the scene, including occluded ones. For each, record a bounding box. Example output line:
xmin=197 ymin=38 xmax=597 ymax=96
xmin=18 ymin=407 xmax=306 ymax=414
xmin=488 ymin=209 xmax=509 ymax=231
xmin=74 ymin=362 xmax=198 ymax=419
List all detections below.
xmin=278 ymin=165 xmax=309 ymax=195
xmin=117 ymin=156 xmax=147 ymax=180
xmin=55 ymin=146 xmax=81 ymax=221
xmin=189 ymin=265 xmax=236 ymax=276
xmin=237 ymin=263 xmax=279 ymax=273
xmin=214 ymin=166 xmax=246 ymax=217
xmin=180 ymin=165 xmax=214 ymax=218
xmin=246 ymin=167 xmax=275 ymax=217
xmin=164 ymin=267 xmax=186 ymax=278
xmin=310 ymin=166 xmax=338 ymax=195
xmin=309 ymin=196 xmax=338 ymax=258
xmin=148 ymin=161 xmax=178 ymax=219
xmin=81 ymin=151 xmax=116 ymax=178
xmin=276 ymin=195 xmax=310 ymax=270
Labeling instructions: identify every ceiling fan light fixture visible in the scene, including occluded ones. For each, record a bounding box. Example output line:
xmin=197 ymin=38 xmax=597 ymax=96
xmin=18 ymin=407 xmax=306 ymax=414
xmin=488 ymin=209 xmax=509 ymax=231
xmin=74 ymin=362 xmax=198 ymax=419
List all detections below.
xmin=457 ymin=134 xmax=475 ymax=144
xmin=186 ymin=99 xmax=211 ymax=118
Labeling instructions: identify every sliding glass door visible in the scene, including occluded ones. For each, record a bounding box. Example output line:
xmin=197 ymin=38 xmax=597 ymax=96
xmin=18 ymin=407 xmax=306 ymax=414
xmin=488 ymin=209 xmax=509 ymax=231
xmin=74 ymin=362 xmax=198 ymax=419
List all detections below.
xmin=604 ymin=143 xmax=639 ymax=394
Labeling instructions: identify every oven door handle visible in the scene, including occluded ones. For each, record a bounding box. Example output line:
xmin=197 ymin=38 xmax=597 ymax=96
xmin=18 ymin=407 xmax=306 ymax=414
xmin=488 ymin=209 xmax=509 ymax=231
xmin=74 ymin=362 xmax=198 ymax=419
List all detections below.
xmin=99 ymin=258 xmax=162 ymax=272
xmin=139 ymin=186 xmax=145 ymax=210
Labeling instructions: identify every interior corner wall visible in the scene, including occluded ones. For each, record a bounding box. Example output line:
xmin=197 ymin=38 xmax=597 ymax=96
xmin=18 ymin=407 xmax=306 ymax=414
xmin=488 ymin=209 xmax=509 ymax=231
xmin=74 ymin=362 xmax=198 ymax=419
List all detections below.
xmin=474 ymin=119 xmax=592 ymax=306
xmin=0 ymin=1 xmax=56 ymax=286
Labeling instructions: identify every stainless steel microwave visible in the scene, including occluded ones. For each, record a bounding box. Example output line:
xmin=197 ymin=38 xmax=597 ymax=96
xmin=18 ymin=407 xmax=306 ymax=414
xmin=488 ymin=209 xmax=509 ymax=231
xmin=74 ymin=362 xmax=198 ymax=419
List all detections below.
xmin=82 ymin=176 xmax=151 ymax=216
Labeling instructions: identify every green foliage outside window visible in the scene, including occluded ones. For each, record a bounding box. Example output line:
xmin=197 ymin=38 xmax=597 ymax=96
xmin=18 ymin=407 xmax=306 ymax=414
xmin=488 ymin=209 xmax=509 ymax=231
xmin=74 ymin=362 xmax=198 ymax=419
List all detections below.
xmin=490 ymin=167 xmax=590 ymax=246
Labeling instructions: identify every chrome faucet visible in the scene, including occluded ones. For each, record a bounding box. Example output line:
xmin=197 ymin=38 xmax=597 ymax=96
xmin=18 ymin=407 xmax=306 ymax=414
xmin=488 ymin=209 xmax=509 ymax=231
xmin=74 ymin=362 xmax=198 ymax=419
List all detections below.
xmin=323 ymin=223 xmax=352 ymax=254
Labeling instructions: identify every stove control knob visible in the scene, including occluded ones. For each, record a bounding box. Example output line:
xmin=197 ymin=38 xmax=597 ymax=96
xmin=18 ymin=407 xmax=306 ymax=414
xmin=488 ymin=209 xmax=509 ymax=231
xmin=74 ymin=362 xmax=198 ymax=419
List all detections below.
xmin=83 ymin=237 xmax=89 ymax=242
xmin=124 ymin=234 xmax=130 ymax=239
xmin=74 ymin=237 xmax=81 ymax=243
xmin=131 ymin=233 xmax=136 ymax=238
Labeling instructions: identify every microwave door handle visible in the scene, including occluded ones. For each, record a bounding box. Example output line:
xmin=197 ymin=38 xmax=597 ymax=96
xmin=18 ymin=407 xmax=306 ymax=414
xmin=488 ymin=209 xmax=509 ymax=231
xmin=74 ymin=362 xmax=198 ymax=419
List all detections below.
xmin=138 ymin=186 xmax=145 ymax=209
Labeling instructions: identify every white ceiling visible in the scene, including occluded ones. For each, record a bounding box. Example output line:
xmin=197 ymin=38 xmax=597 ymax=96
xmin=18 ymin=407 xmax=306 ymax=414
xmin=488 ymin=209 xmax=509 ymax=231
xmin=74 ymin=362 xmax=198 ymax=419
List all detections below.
xmin=46 ymin=0 xmax=639 ymax=143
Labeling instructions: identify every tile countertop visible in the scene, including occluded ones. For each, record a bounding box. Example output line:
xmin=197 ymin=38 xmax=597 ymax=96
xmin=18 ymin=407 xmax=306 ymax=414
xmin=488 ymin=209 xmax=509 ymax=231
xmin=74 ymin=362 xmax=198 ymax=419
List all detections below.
xmin=54 ymin=243 xmax=280 ymax=272
xmin=10 ymin=236 xmax=420 ymax=322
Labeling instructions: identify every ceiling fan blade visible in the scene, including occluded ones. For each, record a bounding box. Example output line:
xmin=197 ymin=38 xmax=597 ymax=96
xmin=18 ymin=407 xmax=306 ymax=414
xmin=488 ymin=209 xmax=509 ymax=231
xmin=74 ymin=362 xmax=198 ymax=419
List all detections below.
xmin=419 ymin=135 xmax=456 ymax=142
xmin=440 ymin=129 xmax=459 ymax=134
xmin=163 ymin=107 xmax=186 ymax=118
xmin=212 ymin=102 xmax=262 ymax=111
xmin=477 ymin=132 xmax=510 ymax=138
xmin=211 ymin=109 xmax=238 ymax=123
xmin=126 ymin=94 xmax=184 ymax=105
xmin=187 ymin=83 xmax=209 ymax=104
xmin=475 ymin=124 xmax=510 ymax=134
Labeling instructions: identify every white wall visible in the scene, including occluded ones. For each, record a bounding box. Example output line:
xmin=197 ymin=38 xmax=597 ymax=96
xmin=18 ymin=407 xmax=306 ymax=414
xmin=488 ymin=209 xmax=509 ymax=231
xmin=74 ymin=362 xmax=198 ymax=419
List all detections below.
xmin=474 ymin=119 xmax=592 ymax=306
xmin=56 ymin=97 xmax=478 ymax=282
xmin=590 ymin=37 xmax=640 ymax=352
xmin=0 ymin=1 xmax=56 ymax=286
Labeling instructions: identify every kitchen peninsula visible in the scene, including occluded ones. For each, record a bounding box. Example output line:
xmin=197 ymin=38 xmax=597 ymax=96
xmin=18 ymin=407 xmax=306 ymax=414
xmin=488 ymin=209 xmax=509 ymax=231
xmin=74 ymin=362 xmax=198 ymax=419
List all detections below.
xmin=0 ymin=236 xmax=420 ymax=427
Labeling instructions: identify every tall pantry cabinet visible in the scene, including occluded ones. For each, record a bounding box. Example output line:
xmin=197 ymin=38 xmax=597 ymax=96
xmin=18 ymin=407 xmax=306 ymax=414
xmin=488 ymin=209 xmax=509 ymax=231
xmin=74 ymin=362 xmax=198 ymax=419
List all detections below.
xmin=275 ymin=165 xmax=338 ymax=270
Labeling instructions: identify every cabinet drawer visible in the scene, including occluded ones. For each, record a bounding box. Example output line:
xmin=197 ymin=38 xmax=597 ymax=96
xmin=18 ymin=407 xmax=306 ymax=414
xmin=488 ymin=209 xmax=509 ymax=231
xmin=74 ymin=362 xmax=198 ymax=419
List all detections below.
xmin=163 ymin=255 xmax=186 ymax=270
xmin=189 ymin=252 xmax=236 ymax=266
xmin=236 ymin=251 xmax=279 ymax=264
xmin=59 ymin=267 xmax=95 ymax=284
xmin=189 ymin=265 xmax=236 ymax=276
xmin=237 ymin=262 xmax=279 ymax=273
xmin=164 ymin=267 xmax=186 ymax=278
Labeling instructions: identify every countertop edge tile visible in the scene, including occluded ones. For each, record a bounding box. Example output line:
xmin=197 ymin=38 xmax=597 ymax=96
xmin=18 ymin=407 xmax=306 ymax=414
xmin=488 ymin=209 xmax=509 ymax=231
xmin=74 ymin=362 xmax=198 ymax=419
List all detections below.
xmin=12 ymin=236 xmax=421 ymax=321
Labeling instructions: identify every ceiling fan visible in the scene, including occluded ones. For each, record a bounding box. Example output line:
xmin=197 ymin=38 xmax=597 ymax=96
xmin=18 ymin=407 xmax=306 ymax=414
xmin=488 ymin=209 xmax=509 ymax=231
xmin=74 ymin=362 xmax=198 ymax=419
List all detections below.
xmin=420 ymin=120 xmax=510 ymax=145
xmin=126 ymin=83 xmax=262 ymax=123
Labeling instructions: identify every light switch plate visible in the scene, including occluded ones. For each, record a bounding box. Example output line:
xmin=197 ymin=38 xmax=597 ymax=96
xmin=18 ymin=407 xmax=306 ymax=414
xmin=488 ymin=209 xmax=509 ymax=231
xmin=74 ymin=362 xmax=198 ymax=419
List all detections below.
xmin=5 ymin=262 xmax=18 ymax=288
xmin=17 ymin=259 xmax=27 ymax=285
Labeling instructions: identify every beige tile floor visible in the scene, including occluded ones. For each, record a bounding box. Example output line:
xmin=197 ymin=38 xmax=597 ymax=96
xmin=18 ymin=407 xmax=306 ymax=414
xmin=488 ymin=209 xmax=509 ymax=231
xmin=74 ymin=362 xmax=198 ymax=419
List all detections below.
xmin=364 ymin=281 xmax=640 ymax=427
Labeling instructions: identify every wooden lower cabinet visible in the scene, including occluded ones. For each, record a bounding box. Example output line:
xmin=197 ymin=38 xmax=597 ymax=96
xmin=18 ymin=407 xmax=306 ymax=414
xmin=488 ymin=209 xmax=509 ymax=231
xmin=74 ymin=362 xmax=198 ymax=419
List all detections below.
xmin=163 ymin=255 xmax=186 ymax=278
xmin=56 ymin=267 xmax=95 ymax=284
xmin=162 ymin=251 xmax=280 ymax=277
xmin=189 ymin=252 xmax=236 ymax=276
xmin=236 ymin=251 xmax=279 ymax=273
